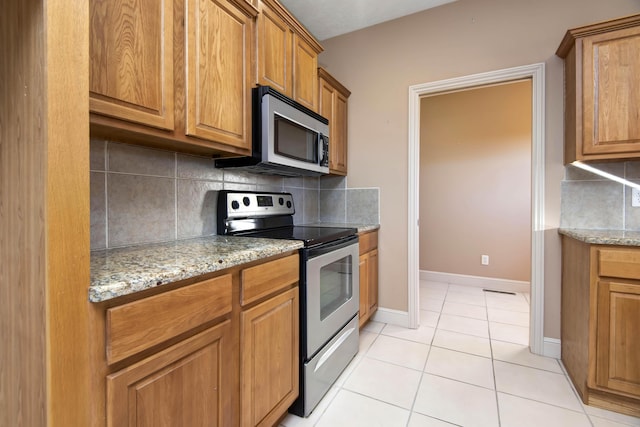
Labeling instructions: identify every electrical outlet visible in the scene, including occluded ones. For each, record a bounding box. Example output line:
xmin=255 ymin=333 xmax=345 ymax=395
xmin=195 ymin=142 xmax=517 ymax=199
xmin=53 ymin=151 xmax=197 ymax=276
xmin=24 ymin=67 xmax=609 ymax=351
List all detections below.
xmin=633 ymin=188 xmax=640 ymax=207
xmin=481 ymin=255 xmax=489 ymax=265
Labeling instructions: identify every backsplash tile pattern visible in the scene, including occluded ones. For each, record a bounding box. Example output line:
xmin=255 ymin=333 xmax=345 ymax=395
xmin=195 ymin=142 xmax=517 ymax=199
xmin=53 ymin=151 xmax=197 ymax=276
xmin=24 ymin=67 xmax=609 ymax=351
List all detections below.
xmin=91 ymin=140 xmax=380 ymax=250
xmin=560 ymin=161 xmax=640 ymax=231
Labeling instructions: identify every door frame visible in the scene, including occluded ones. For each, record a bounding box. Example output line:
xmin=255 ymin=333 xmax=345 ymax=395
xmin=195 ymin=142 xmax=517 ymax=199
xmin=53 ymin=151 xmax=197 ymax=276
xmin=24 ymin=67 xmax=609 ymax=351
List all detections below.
xmin=407 ymin=63 xmax=546 ymax=355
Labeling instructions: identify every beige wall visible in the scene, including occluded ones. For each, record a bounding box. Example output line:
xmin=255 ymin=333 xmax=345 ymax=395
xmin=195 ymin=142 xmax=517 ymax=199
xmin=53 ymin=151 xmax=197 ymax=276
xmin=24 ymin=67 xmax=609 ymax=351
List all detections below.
xmin=420 ymin=81 xmax=531 ymax=282
xmin=319 ymin=0 xmax=639 ymax=338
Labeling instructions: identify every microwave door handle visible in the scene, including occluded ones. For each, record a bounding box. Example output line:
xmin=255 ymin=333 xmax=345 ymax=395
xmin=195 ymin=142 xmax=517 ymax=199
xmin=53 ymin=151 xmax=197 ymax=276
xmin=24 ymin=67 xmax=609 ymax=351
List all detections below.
xmin=317 ymin=134 xmax=323 ymax=166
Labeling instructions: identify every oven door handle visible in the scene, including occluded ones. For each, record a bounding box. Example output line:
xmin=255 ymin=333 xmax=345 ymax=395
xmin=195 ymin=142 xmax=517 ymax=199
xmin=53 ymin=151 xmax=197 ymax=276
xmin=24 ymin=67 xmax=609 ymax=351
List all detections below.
xmin=314 ymin=326 xmax=357 ymax=373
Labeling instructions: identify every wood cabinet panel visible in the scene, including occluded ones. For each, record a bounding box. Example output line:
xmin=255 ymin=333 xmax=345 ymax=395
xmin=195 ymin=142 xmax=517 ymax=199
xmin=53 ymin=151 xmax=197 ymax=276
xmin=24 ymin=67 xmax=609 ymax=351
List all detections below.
xmin=256 ymin=4 xmax=291 ymax=95
xmin=562 ymin=237 xmax=640 ymax=417
xmin=185 ymin=0 xmax=252 ymax=149
xmin=596 ymin=281 xmax=640 ymax=396
xmin=241 ymin=254 xmax=299 ymax=306
xmin=557 ymin=14 xmax=640 ymax=162
xmin=106 ymin=274 xmax=232 ymax=364
xmin=90 ymin=0 xmax=174 ymax=130
xmin=107 ymin=321 xmax=232 ymax=427
xmin=599 ymin=249 xmax=640 ymax=280
xmin=241 ymin=287 xmax=299 ymax=427
xmin=318 ymin=67 xmax=350 ymax=175
xmin=358 ymin=230 xmax=378 ymax=327
xmin=292 ymin=35 xmax=318 ymax=111
xmin=583 ymin=27 xmax=640 ymax=155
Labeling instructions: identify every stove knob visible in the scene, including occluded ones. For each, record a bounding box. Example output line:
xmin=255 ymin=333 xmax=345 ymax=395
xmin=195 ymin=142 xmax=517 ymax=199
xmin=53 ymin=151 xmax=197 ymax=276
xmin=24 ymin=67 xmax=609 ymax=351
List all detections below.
xmin=286 ymin=200 xmax=292 ymax=209
xmin=231 ymin=200 xmax=240 ymax=210
xmin=243 ymin=196 xmax=250 ymax=206
xmin=279 ymin=197 xmax=284 ymax=206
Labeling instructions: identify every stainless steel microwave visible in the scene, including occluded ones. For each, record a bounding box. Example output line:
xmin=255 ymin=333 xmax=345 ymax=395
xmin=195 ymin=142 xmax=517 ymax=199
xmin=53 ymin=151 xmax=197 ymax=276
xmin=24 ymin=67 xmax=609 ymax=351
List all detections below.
xmin=215 ymin=86 xmax=330 ymax=176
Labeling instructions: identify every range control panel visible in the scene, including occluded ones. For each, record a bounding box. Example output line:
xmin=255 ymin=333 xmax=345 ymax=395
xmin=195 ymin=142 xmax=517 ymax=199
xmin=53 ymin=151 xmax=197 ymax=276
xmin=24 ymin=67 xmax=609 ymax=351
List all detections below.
xmin=221 ymin=191 xmax=295 ymax=219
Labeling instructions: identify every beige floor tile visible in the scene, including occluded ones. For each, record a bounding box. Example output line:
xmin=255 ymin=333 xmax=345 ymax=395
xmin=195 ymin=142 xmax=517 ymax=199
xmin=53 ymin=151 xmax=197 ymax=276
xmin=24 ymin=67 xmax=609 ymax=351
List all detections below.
xmin=408 ymin=412 xmax=458 ymax=426
xmin=487 ymin=307 xmax=529 ymax=326
xmin=494 ymin=360 xmax=583 ymax=411
xmin=315 ymin=389 xmax=410 ymax=427
xmin=362 ymin=320 xmax=385 ymax=334
xmin=491 ymin=340 xmax=561 ymax=373
xmin=438 ymin=314 xmax=489 ymax=338
xmin=425 ymin=347 xmax=494 ymax=389
xmin=381 ymin=322 xmax=436 ymax=345
xmin=448 ymin=284 xmax=486 ymax=295
xmin=366 ymin=334 xmax=430 ymax=370
xmin=497 ymin=392 xmax=591 ymax=427
xmin=280 ymin=386 xmax=339 ymax=427
xmin=442 ymin=300 xmax=488 ymax=320
xmin=489 ymin=322 xmax=529 ymax=345
xmin=421 ymin=297 xmax=445 ymax=312
xmin=343 ymin=357 xmax=422 ymax=409
xmin=433 ymin=329 xmax=492 ymax=358
xmin=420 ymin=310 xmax=440 ymax=328
xmin=583 ymin=404 xmax=640 ymax=426
xmin=445 ymin=290 xmax=486 ymax=307
xmin=413 ymin=374 xmax=499 ymax=427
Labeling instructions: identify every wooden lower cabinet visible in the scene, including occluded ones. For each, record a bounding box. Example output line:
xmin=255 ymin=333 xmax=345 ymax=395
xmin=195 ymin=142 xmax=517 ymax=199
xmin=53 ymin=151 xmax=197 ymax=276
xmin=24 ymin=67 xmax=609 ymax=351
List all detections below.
xmin=561 ymin=237 xmax=640 ymax=417
xmin=358 ymin=230 xmax=379 ymax=327
xmin=240 ymin=287 xmax=299 ymax=427
xmin=106 ymin=321 xmax=232 ymax=427
xmin=100 ymin=252 xmax=300 ymax=427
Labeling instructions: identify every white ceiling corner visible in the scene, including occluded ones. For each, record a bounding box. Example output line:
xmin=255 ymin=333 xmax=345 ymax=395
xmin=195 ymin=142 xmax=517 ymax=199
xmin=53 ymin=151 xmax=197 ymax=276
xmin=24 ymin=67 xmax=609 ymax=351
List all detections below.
xmin=278 ymin=0 xmax=458 ymax=41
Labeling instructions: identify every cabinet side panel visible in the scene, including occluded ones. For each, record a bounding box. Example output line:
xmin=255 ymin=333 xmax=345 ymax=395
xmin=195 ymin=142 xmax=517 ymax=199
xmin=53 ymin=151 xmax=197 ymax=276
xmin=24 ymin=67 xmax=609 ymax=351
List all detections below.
xmin=561 ymin=236 xmax=591 ymax=400
xmin=565 ymin=44 xmax=578 ymax=163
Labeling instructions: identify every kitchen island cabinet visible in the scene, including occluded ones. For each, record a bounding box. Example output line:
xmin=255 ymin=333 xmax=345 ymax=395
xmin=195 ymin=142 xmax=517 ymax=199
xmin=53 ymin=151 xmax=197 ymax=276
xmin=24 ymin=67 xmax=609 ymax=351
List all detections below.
xmin=318 ymin=67 xmax=351 ymax=175
xmin=556 ymin=14 xmax=640 ymax=163
xmin=89 ymin=0 xmax=256 ymax=156
xmin=560 ymin=231 xmax=640 ymax=417
xmin=256 ymin=0 xmax=322 ymax=112
xmin=358 ymin=230 xmax=379 ymax=327
xmin=90 ymin=244 xmax=300 ymax=426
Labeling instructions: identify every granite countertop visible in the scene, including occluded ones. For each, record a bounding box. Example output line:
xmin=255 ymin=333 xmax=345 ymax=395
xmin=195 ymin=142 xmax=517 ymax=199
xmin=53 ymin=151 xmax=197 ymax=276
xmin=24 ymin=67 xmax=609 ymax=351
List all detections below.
xmin=90 ymin=235 xmax=303 ymax=303
xmin=304 ymin=222 xmax=380 ymax=233
xmin=558 ymin=228 xmax=640 ymax=247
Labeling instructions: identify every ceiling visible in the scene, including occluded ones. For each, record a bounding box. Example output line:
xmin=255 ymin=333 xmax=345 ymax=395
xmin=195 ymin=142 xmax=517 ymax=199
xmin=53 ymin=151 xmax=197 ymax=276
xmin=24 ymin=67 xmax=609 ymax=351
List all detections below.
xmin=278 ymin=0 xmax=458 ymax=41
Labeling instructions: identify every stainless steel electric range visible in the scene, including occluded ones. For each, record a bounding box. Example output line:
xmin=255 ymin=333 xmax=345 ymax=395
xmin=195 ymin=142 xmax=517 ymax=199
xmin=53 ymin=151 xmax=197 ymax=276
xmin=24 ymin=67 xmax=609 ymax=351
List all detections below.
xmin=217 ymin=190 xmax=360 ymax=417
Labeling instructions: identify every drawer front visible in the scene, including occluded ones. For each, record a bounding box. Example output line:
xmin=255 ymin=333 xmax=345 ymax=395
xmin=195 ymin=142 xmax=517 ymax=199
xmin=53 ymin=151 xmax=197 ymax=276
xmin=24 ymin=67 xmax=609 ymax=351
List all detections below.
xmin=241 ymin=254 xmax=299 ymax=306
xmin=359 ymin=230 xmax=378 ymax=255
xmin=106 ymin=274 xmax=232 ymax=364
xmin=598 ymin=249 xmax=640 ymax=280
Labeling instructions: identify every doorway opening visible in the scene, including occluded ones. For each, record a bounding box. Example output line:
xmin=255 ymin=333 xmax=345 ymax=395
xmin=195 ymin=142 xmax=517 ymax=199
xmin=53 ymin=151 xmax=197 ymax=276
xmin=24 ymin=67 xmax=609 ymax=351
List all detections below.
xmin=407 ymin=63 xmax=546 ymax=355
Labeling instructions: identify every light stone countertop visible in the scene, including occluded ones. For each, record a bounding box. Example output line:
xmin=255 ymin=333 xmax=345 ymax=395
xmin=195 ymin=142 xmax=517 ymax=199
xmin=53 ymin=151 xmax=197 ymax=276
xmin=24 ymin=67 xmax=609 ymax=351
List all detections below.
xmin=90 ymin=235 xmax=303 ymax=303
xmin=558 ymin=228 xmax=640 ymax=247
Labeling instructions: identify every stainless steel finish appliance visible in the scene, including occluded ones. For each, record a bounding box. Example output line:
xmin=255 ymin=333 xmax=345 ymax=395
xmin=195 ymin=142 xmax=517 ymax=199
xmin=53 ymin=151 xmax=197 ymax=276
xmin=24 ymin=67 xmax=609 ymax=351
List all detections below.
xmin=214 ymin=86 xmax=330 ymax=177
xmin=217 ymin=191 xmax=359 ymax=417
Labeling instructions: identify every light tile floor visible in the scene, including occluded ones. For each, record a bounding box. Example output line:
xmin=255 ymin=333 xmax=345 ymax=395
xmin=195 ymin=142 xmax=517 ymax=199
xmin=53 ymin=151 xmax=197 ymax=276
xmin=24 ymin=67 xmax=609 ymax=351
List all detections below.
xmin=280 ymin=280 xmax=640 ymax=427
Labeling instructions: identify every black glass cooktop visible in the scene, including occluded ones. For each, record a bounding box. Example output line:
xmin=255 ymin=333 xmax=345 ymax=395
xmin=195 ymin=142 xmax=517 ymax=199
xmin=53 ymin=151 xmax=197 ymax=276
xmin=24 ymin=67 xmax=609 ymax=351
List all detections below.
xmin=237 ymin=226 xmax=357 ymax=247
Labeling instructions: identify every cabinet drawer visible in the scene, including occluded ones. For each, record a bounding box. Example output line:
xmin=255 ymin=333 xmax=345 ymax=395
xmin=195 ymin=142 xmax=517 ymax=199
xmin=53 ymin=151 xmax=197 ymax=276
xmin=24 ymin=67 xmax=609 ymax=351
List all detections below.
xmin=241 ymin=254 xmax=299 ymax=306
xmin=359 ymin=230 xmax=378 ymax=255
xmin=598 ymin=249 xmax=640 ymax=280
xmin=106 ymin=274 xmax=232 ymax=364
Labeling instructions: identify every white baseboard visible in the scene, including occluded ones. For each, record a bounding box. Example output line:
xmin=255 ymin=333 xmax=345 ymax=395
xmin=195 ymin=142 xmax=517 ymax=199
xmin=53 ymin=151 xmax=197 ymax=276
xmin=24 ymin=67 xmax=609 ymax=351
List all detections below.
xmin=420 ymin=270 xmax=530 ymax=294
xmin=370 ymin=307 xmax=409 ymax=328
xmin=543 ymin=337 xmax=561 ymax=359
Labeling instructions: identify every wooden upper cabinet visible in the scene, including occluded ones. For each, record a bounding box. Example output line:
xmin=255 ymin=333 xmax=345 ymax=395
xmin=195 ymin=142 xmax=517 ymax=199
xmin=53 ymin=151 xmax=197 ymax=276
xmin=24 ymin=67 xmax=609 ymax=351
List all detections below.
xmin=557 ymin=14 xmax=640 ymax=163
xmin=256 ymin=0 xmax=322 ymax=111
xmin=90 ymin=0 xmax=175 ymax=130
xmin=256 ymin=3 xmax=291 ymax=95
xmin=185 ymin=0 xmax=253 ymax=149
xmin=89 ymin=0 xmax=257 ymax=156
xmin=318 ymin=67 xmax=350 ymax=175
xmin=292 ymin=35 xmax=318 ymax=111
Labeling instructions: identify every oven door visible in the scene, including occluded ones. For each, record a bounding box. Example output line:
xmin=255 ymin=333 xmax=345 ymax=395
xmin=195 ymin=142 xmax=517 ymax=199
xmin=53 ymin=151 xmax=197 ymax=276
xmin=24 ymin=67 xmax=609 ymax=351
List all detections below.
xmin=304 ymin=237 xmax=359 ymax=357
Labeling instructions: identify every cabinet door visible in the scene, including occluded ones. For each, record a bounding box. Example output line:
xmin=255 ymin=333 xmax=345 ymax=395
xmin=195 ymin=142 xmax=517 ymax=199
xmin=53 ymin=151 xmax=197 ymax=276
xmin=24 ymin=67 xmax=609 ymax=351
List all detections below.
xmin=332 ymin=90 xmax=348 ymax=174
xmin=256 ymin=3 xmax=292 ymax=96
xmin=90 ymin=0 xmax=174 ymax=130
xmin=106 ymin=321 xmax=232 ymax=427
xmin=582 ymin=26 xmax=640 ymax=156
xmin=368 ymin=249 xmax=379 ymax=314
xmin=241 ymin=287 xmax=299 ymax=427
xmin=596 ymin=280 xmax=640 ymax=396
xmin=185 ymin=0 xmax=252 ymax=149
xmin=292 ymin=34 xmax=318 ymax=111
xmin=359 ymin=254 xmax=369 ymax=327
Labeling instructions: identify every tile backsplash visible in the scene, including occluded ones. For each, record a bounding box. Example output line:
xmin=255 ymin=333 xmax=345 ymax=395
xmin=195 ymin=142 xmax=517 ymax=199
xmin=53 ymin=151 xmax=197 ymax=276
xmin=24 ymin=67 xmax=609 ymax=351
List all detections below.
xmin=560 ymin=160 xmax=640 ymax=230
xmin=91 ymin=140 xmax=380 ymax=250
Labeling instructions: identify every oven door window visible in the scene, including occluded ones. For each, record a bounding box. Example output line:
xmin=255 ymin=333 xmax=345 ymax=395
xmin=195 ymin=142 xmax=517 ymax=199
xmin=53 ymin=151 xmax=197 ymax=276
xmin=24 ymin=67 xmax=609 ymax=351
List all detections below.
xmin=274 ymin=114 xmax=318 ymax=164
xmin=320 ymin=255 xmax=353 ymax=320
